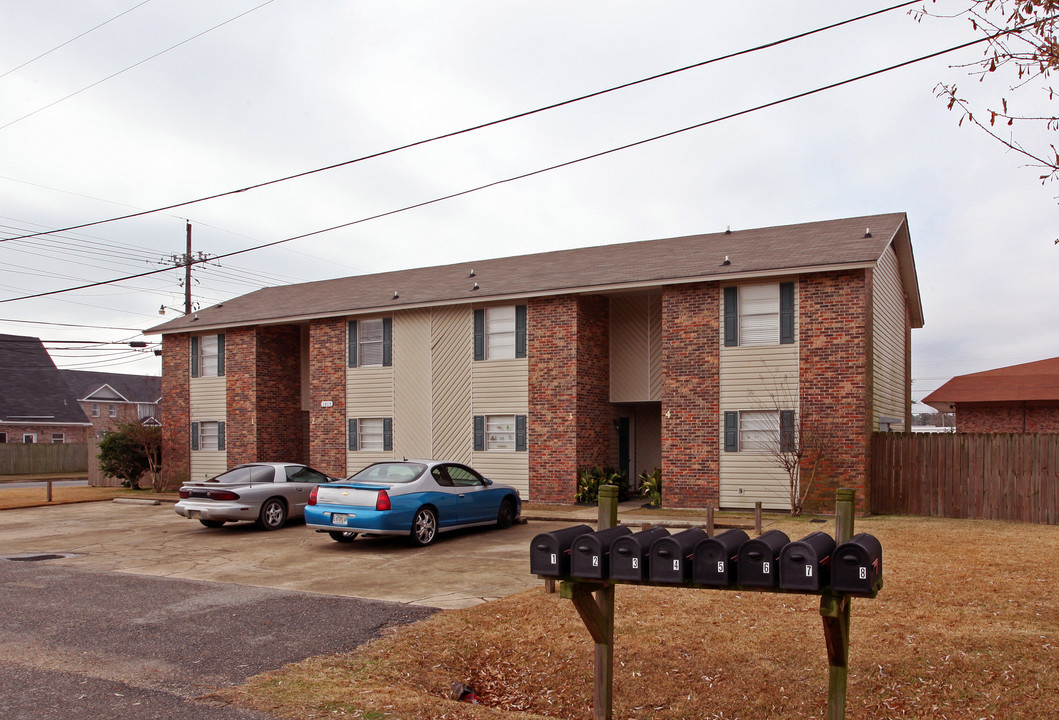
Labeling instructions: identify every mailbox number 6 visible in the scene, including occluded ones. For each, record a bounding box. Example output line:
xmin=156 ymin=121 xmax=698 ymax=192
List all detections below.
xmin=762 ymin=561 xmax=770 ymax=574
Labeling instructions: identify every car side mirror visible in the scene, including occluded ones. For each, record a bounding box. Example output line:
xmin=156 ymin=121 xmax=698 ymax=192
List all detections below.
xmin=483 ymin=478 xmax=493 ymax=486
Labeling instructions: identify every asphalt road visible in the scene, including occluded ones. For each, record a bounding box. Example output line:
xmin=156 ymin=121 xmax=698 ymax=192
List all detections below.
xmin=0 ymin=501 xmax=557 ymax=719
xmin=0 ymin=559 xmax=435 ymax=720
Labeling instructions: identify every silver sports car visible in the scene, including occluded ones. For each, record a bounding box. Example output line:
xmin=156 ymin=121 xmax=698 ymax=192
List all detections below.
xmin=175 ymin=462 xmax=338 ymax=530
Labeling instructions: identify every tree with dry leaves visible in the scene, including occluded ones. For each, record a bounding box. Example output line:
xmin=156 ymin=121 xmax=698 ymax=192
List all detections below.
xmin=922 ymin=1 xmax=1059 ymax=193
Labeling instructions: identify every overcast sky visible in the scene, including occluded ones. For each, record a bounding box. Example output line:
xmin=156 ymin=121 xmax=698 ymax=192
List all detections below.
xmin=2 ymin=1 xmax=1057 ymax=409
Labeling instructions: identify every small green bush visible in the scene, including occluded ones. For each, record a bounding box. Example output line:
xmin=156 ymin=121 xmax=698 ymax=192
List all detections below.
xmin=575 ymin=466 xmax=630 ymax=503
xmin=639 ymin=467 xmax=662 ymax=507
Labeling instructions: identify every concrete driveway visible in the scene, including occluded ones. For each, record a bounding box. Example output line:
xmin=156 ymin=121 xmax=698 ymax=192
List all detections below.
xmin=0 ymin=500 xmax=555 ymax=609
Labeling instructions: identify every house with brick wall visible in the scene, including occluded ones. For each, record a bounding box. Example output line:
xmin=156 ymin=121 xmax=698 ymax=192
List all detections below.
xmin=923 ymin=357 xmax=1059 ymax=432
xmin=59 ymin=370 xmax=162 ymax=439
xmin=148 ymin=213 xmax=923 ymax=513
xmin=0 ymin=334 xmax=92 ymax=444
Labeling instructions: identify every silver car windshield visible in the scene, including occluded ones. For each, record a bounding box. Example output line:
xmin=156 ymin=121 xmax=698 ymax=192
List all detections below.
xmin=350 ymin=462 xmax=426 ymax=484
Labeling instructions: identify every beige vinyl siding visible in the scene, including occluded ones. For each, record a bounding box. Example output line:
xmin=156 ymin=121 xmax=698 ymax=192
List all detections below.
xmin=872 ymin=244 xmax=907 ymax=425
xmin=719 ymin=284 xmax=799 ymax=510
xmin=609 ymin=294 xmax=662 ymax=402
xmin=431 ymin=307 xmax=474 ymax=463
xmin=472 ymin=356 xmax=529 ymax=496
xmin=393 ymin=309 xmax=432 ymax=458
xmin=189 ymin=376 xmax=226 ymax=480
xmin=347 ymin=364 xmax=394 ymax=468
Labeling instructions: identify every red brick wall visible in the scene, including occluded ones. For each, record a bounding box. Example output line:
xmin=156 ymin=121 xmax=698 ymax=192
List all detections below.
xmin=799 ymin=270 xmax=870 ymax=513
xmin=528 ymin=296 xmax=615 ymax=503
xmin=661 ymin=284 xmax=720 ymax=508
xmin=309 ymin=318 xmax=346 ymax=477
xmin=225 ymin=325 xmax=305 ymax=466
xmin=956 ymin=403 xmax=1059 ymax=433
xmin=0 ymin=425 xmax=88 ymax=443
xmin=161 ymin=333 xmax=190 ymax=489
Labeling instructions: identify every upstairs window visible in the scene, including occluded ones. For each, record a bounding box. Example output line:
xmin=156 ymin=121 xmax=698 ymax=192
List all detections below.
xmin=91 ymin=403 xmax=100 ymax=418
xmin=474 ymin=305 xmax=527 ymax=360
xmin=724 ymin=283 xmax=794 ymax=347
xmin=348 ymin=318 xmax=392 ymax=368
xmin=191 ymin=334 xmax=225 ymax=377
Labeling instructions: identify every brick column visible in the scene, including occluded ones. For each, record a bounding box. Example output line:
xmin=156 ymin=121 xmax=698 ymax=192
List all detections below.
xmin=799 ymin=270 xmax=870 ymax=513
xmin=528 ymin=296 xmax=615 ymax=503
xmin=160 ymin=333 xmax=190 ymax=489
xmin=308 ymin=318 xmax=346 ymax=477
xmin=225 ymin=327 xmax=258 ymax=466
xmin=661 ymin=284 xmax=720 ymax=508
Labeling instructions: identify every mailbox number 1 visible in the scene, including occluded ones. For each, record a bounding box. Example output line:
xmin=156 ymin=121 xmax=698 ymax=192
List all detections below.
xmin=550 ymin=553 xmax=557 ymax=565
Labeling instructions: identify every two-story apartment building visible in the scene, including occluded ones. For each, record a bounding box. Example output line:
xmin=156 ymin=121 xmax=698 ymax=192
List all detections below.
xmin=149 ymin=213 xmax=923 ymax=513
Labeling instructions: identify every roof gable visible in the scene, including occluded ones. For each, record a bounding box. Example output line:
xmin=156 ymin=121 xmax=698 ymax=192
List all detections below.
xmin=59 ymin=370 xmax=161 ymax=404
xmin=0 ymin=334 xmax=90 ymax=425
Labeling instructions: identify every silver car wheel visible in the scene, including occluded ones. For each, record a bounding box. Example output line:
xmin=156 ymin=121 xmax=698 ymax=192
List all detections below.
xmin=411 ymin=507 xmax=437 ymax=546
xmin=257 ymin=497 xmax=287 ymax=531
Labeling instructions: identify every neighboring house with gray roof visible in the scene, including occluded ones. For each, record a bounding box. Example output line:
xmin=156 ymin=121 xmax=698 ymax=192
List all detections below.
xmin=59 ymin=370 xmax=162 ymax=439
xmin=148 ymin=213 xmax=923 ymax=512
xmin=0 ymin=334 xmax=92 ymax=444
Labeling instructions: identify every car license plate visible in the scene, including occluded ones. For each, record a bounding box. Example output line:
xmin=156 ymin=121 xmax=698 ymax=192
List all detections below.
xmin=188 ymin=510 xmax=201 ymax=519
xmin=331 ymin=513 xmax=348 ymax=526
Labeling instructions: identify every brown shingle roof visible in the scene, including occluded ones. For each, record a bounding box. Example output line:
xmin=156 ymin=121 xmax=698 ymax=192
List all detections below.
xmin=148 ymin=212 xmax=920 ymax=334
xmin=923 ymin=357 xmax=1059 ymax=412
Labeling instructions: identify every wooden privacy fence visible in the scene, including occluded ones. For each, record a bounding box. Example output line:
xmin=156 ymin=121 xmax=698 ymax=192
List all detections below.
xmin=0 ymin=443 xmax=88 ymax=475
xmin=871 ymin=432 xmax=1059 ymax=525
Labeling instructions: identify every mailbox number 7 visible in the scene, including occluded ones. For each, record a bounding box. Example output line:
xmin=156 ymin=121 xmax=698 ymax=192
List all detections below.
xmin=805 ymin=564 xmax=813 ymax=578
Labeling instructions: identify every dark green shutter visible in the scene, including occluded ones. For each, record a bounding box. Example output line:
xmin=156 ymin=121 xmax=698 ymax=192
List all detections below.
xmin=347 ymin=321 xmax=357 ymax=367
xmin=191 ymin=421 xmax=200 ymax=450
xmin=216 ymin=334 xmax=225 ymax=376
xmin=473 ymin=415 xmax=485 ymax=451
xmin=723 ymin=411 xmax=738 ymax=452
xmin=382 ymin=317 xmax=392 ymax=366
xmin=473 ymin=309 xmax=485 ymax=361
xmin=515 ymin=305 xmax=527 ymax=358
xmin=515 ymin=414 xmax=527 ymax=451
xmin=780 ymin=282 xmax=795 ymax=345
xmin=348 ymin=418 xmax=358 ymax=451
xmin=383 ymin=418 xmax=393 ymax=451
xmin=190 ymin=336 xmax=199 ymax=377
xmin=217 ymin=421 xmax=226 ymax=451
xmin=723 ymin=287 xmax=738 ymax=347
xmin=780 ymin=410 xmax=795 ymax=452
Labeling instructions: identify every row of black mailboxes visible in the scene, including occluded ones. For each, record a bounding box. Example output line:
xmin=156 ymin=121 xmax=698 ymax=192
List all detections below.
xmin=530 ymin=525 xmax=882 ymax=595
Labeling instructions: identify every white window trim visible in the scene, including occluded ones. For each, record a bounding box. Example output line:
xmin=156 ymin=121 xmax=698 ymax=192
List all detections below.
xmin=485 ymin=414 xmax=516 ymax=451
xmin=485 ymin=306 xmax=516 ymax=360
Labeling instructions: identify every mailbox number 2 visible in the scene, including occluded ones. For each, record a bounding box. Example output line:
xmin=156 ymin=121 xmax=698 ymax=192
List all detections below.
xmin=592 ymin=556 xmax=599 ymax=567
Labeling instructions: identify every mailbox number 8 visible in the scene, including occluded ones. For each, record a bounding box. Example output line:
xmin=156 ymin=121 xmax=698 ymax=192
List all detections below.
xmin=859 ymin=566 xmax=867 ymax=580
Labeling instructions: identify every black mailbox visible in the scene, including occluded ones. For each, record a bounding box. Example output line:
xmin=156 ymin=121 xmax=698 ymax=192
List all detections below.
xmin=830 ymin=533 xmax=883 ymax=595
xmin=691 ymin=528 xmax=750 ymax=587
xmin=779 ymin=531 xmax=836 ymax=592
xmin=570 ymin=526 xmax=633 ymax=579
xmin=530 ymin=524 xmax=593 ymax=577
xmin=737 ymin=529 xmax=790 ymax=587
xmin=609 ymin=526 xmax=670 ymax=581
xmin=648 ymin=528 xmax=708 ymax=584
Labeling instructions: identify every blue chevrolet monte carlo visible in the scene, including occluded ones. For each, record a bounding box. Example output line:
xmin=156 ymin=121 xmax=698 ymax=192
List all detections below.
xmin=305 ymin=459 xmax=522 ymax=546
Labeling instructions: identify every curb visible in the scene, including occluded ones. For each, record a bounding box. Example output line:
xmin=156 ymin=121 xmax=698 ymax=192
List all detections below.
xmin=113 ymin=498 xmax=162 ymax=506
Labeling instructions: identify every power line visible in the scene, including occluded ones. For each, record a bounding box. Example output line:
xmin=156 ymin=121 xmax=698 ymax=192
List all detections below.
xmin=0 ymin=0 xmax=921 ymax=243
xmin=0 ymin=317 xmax=146 ymax=331
xmin=0 ymin=0 xmax=155 ymax=80
xmin=0 ymin=0 xmax=276 ymax=132
xmin=0 ymin=30 xmax=1002 ymax=305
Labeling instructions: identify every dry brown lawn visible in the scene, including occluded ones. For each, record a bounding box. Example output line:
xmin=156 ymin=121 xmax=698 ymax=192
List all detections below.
xmin=0 ymin=483 xmax=175 ymax=509
xmin=220 ymin=515 xmax=1059 ymax=720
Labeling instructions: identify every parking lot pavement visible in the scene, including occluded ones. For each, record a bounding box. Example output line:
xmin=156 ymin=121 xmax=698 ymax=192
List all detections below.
xmin=0 ymin=501 xmax=558 ymax=609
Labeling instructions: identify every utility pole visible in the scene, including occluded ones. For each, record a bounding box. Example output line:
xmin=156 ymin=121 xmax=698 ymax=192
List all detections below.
xmin=185 ymin=221 xmax=193 ymax=315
